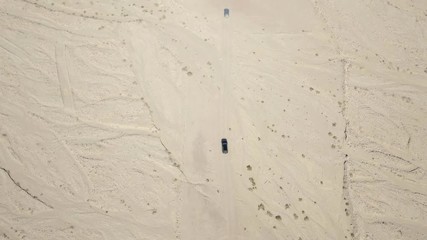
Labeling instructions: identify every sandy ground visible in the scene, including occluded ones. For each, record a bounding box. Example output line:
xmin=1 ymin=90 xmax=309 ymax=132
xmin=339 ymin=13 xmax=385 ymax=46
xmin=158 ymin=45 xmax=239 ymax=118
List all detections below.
xmin=1 ymin=0 xmax=427 ymax=239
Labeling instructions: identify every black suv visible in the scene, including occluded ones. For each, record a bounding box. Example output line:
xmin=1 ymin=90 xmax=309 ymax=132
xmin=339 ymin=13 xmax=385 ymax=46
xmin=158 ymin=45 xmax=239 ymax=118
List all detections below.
xmin=221 ymin=138 xmax=228 ymax=154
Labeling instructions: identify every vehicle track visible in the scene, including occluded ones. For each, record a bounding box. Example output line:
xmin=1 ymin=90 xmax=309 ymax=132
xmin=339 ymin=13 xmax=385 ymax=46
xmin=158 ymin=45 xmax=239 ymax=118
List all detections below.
xmin=55 ymin=44 xmax=75 ymax=111
xmin=220 ymin=13 xmax=238 ymax=240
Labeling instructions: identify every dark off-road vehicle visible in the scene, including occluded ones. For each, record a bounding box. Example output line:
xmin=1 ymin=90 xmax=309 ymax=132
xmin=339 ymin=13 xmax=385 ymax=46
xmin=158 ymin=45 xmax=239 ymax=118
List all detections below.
xmin=221 ymin=138 xmax=228 ymax=154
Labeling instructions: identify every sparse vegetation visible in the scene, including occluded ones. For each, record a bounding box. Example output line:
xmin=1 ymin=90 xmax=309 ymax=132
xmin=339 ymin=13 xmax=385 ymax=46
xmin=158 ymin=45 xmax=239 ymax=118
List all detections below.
xmin=249 ymin=177 xmax=256 ymax=187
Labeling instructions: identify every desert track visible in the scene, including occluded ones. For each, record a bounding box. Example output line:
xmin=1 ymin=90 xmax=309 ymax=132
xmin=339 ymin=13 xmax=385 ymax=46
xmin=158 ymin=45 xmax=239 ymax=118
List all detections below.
xmin=1 ymin=0 xmax=426 ymax=239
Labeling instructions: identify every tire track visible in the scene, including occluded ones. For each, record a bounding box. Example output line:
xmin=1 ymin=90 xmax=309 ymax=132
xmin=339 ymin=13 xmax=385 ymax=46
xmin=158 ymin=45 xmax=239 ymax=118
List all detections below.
xmin=220 ymin=13 xmax=237 ymax=239
xmin=0 ymin=35 xmax=31 ymax=63
xmin=55 ymin=44 xmax=75 ymax=111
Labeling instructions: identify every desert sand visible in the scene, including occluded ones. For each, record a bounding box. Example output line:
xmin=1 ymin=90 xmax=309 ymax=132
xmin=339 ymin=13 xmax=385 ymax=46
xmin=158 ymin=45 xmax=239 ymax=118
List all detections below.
xmin=1 ymin=0 xmax=426 ymax=239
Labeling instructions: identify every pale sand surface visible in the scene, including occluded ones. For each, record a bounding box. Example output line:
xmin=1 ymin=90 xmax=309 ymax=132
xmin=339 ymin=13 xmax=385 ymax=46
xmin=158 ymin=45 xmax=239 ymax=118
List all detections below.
xmin=0 ymin=0 xmax=426 ymax=239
